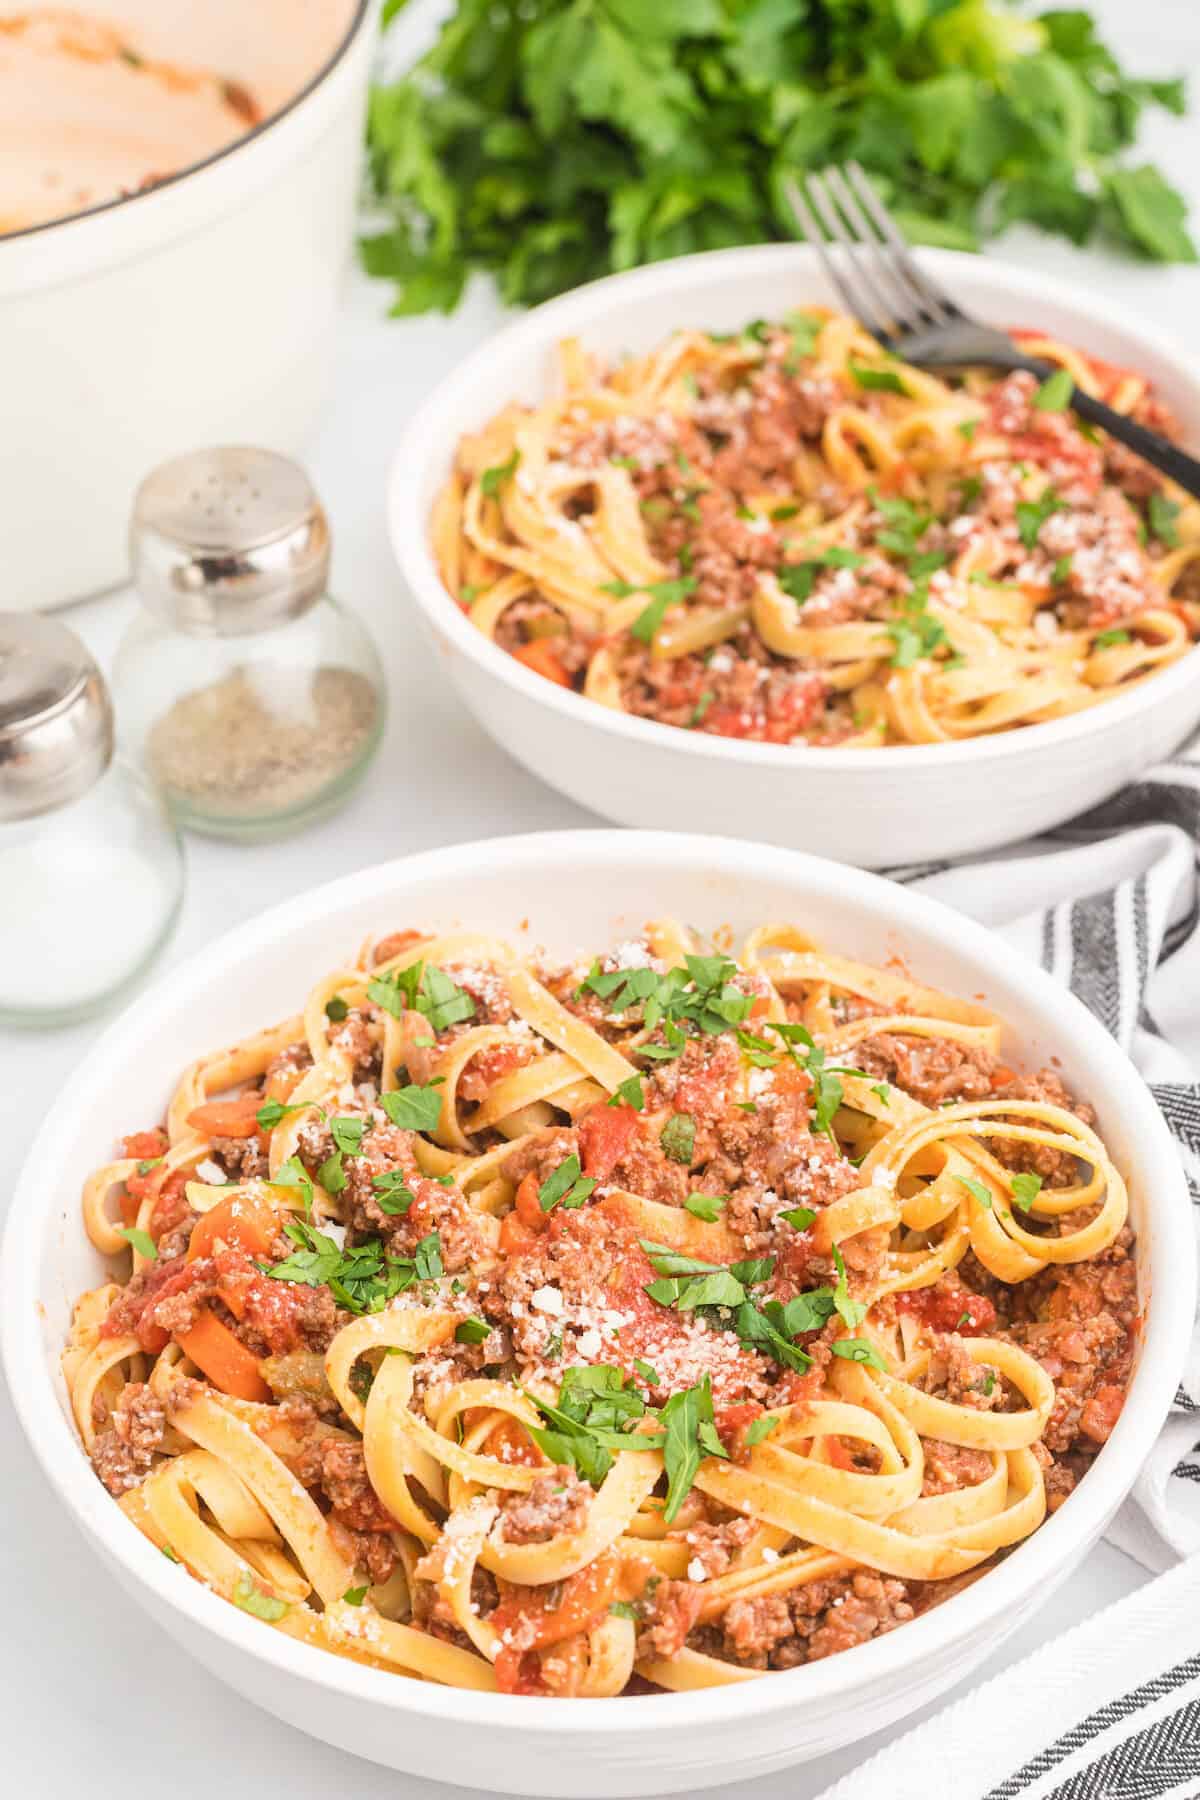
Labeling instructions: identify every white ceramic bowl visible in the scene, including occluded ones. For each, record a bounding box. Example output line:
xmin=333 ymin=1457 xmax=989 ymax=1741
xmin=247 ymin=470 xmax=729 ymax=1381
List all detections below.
xmin=3 ymin=831 xmax=1193 ymax=1794
xmin=2 ymin=0 xmax=377 ymax=609
xmin=388 ymin=247 xmax=1200 ymax=869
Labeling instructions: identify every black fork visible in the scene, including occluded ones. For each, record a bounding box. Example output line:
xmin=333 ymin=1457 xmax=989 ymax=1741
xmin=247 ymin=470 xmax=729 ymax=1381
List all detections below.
xmin=784 ymin=162 xmax=1200 ymax=499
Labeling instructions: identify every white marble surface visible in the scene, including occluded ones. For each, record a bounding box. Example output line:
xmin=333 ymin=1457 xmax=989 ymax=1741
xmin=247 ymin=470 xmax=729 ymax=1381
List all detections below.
xmin=3 ymin=3 xmax=1200 ymax=1792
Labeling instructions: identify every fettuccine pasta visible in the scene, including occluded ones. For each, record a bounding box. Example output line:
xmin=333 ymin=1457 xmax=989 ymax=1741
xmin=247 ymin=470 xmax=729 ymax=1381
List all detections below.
xmin=67 ymin=917 xmax=1138 ymax=1694
xmin=434 ymin=309 xmax=1199 ymax=747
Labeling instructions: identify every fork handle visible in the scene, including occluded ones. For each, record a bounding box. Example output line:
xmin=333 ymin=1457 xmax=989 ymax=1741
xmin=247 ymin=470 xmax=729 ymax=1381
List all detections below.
xmin=1053 ymin=377 xmax=1200 ymax=499
xmin=999 ymin=350 xmax=1200 ymax=499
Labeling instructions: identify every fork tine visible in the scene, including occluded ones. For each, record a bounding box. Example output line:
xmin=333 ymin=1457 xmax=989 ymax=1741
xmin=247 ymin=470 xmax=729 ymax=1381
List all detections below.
xmin=805 ymin=169 xmax=907 ymax=345
xmin=781 ymin=177 xmax=886 ymax=339
xmin=843 ymin=162 xmax=961 ymax=326
xmin=820 ymin=165 xmax=933 ymax=340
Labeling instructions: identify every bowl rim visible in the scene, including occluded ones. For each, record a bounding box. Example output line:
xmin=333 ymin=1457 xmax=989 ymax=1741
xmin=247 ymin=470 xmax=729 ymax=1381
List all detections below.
xmin=387 ymin=241 xmax=1200 ymax=774
xmin=3 ymin=828 xmax=1194 ymax=1735
xmin=0 ymin=0 xmax=372 ymax=249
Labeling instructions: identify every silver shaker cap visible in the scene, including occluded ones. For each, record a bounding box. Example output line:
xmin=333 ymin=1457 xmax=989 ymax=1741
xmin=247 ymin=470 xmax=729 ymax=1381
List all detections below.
xmin=129 ymin=447 xmax=331 ymax=637
xmin=0 ymin=613 xmax=114 ymax=822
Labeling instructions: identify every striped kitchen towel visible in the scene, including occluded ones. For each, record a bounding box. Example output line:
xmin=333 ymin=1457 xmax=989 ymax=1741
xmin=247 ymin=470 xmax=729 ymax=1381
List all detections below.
xmin=814 ymin=739 xmax=1200 ymax=1800
xmin=814 ymin=1551 xmax=1200 ymax=1800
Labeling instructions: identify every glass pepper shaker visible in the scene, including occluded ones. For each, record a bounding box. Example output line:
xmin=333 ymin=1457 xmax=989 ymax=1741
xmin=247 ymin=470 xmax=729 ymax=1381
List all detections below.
xmin=113 ymin=447 xmax=386 ymax=839
xmin=0 ymin=613 xmax=183 ymax=1027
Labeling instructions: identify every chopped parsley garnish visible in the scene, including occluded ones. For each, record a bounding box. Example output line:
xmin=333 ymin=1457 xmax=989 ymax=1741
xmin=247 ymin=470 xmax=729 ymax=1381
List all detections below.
xmin=849 ymin=360 xmax=908 ymax=394
xmin=330 ymin=1116 xmax=368 ymax=1155
xmin=956 ymin=419 xmax=979 ymax=441
xmin=136 ymin=1157 xmax=163 ymax=1176
xmin=688 ymin=689 xmax=715 ymax=727
xmin=262 ymin=1221 xmax=443 ymax=1313
xmin=255 ymin=1097 xmax=310 ymax=1131
xmin=763 ymin=1020 xmax=866 ymax=1138
xmin=270 ymin=1154 xmax=314 ymax=1216
xmin=455 ymin=1317 xmax=491 ymax=1344
xmin=538 ymin=1153 xmax=597 ymax=1213
xmin=639 ymin=1239 xmax=814 ymax=1374
xmin=870 ymin=489 xmax=931 ymax=559
xmin=954 ymin=1173 xmax=993 ymax=1209
xmin=781 ymin=1205 xmax=816 ymax=1231
xmin=831 ymin=1337 xmax=888 ymax=1371
xmin=119 ymin=1226 xmax=157 ymax=1261
xmin=372 ymin=1169 xmax=417 ymax=1215
xmin=609 ymin=1073 xmax=646 ymax=1111
xmin=779 ymin=545 xmax=865 ymax=605
xmin=318 ymin=1151 xmax=347 ymax=1195
xmin=1033 ymin=367 xmax=1073 ymax=411
xmin=342 ymin=1585 xmax=369 ymax=1606
xmin=870 ymin=1083 xmax=891 ymax=1105
xmin=161 ymin=1544 xmax=181 ymax=1563
xmin=1148 ymin=491 xmax=1181 ymax=546
xmin=580 ymin=952 xmax=753 ymax=1040
xmin=831 ymin=1245 xmax=868 ymax=1330
xmin=1094 ymin=627 xmax=1132 ymax=648
xmin=1015 ymin=489 xmax=1066 ymax=551
xmin=526 ymin=1365 xmax=651 ymax=1487
xmin=379 ymin=1082 xmax=444 ymax=1133
xmin=660 ymin=1112 xmax=696 ymax=1165
xmin=745 ymin=1413 xmax=779 ymax=1447
xmin=367 ymin=960 xmax=476 ymax=1034
xmin=684 ymin=1192 xmax=726 ymax=1222
xmin=658 ymin=1377 xmax=728 ymax=1523
xmin=633 ymin=1359 xmax=660 ymax=1385
xmin=480 ymin=449 xmax=520 ymax=497
xmin=885 ymin=585 xmax=948 ymax=669
xmin=325 ymin=996 xmax=348 ymax=1022
xmin=601 ymin=574 xmax=698 ymax=644
xmin=1051 ymin=554 xmax=1074 ymax=585
xmin=232 ymin=1570 xmax=289 ymax=1621
xmin=1011 ymin=1172 xmax=1044 ymax=1212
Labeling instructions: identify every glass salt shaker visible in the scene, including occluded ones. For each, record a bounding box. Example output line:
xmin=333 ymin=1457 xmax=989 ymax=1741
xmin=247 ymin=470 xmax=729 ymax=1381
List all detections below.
xmin=0 ymin=613 xmax=183 ymax=1027
xmin=113 ymin=447 xmax=385 ymax=840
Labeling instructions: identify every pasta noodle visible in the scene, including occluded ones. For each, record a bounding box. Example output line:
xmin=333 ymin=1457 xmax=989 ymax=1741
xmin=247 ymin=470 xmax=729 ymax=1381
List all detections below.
xmin=434 ymin=309 xmax=1200 ymax=747
xmin=66 ymin=917 xmax=1137 ymax=1695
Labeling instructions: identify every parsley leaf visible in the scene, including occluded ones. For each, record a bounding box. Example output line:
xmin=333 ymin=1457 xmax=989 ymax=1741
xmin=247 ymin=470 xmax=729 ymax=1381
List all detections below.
xmin=953 ymin=1173 xmax=993 ymax=1209
xmin=684 ymin=1192 xmax=726 ymax=1222
xmin=372 ymin=1169 xmax=417 ymax=1215
xmin=538 ymin=1153 xmax=597 ymax=1212
xmin=1094 ymin=627 xmax=1132 ymax=648
xmin=378 ymin=1083 xmax=444 ymax=1133
xmin=831 ymin=1337 xmax=887 ymax=1371
xmin=849 ymin=360 xmax=908 ymax=395
xmin=342 ymin=1585 xmax=369 ymax=1606
xmin=602 ymin=574 xmax=698 ymax=643
xmin=1015 ymin=489 xmax=1066 ymax=551
xmin=659 ymin=1377 xmax=727 ymax=1524
xmin=480 ymin=450 xmax=520 ymax=497
xmin=610 ymin=1073 xmax=646 ymax=1110
xmin=119 ymin=1226 xmax=157 ymax=1261
xmin=744 ymin=1413 xmax=779 ymax=1447
xmin=780 ymin=1205 xmax=816 ymax=1231
xmin=1011 ymin=1172 xmax=1044 ymax=1212
xmin=1033 ymin=368 xmax=1073 ymax=411
xmin=455 ymin=1317 xmax=491 ymax=1344
xmin=256 ymin=1097 xmax=311 ymax=1131
xmin=232 ymin=1570 xmax=289 ymax=1621
xmin=1148 ymin=491 xmax=1181 ymax=546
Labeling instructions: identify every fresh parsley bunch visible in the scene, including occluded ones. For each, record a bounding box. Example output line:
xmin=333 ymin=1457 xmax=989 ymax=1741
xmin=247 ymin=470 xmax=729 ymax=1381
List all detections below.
xmin=364 ymin=0 xmax=1193 ymax=316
